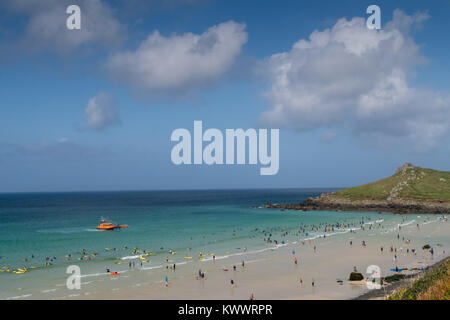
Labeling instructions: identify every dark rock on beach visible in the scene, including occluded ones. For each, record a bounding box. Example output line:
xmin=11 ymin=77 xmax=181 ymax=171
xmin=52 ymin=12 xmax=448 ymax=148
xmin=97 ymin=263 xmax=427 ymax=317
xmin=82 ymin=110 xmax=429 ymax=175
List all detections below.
xmin=349 ymin=272 xmax=364 ymax=281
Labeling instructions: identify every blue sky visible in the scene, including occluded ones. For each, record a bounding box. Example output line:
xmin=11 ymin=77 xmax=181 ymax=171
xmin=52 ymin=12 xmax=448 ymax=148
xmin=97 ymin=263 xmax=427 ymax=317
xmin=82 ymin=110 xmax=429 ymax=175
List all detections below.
xmin=0 ymin=0 xmax=449 ymax=192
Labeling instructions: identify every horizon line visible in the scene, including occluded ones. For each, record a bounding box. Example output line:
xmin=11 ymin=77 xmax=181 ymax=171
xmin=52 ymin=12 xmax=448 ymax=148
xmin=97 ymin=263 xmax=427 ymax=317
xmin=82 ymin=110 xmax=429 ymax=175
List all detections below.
xmin=0 ymin=186 xmax=345 ymax=195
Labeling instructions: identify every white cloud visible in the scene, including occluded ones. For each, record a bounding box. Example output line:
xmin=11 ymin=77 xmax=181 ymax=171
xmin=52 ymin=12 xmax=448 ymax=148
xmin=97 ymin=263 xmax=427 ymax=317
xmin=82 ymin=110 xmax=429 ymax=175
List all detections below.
xmin=3 ymin=0 xmax=123 ymax=53
xmin=85 ymin=93 xmax=121 ymax=131
xmin=106 ymin=21 xmax=247 ymax=92
xmin=260 ymin=10 xmax=450 ymax=151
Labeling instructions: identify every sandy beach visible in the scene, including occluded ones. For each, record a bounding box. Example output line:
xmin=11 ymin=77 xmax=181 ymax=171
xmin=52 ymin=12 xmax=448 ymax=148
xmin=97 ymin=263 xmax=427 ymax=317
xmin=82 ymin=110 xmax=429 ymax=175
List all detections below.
xmin=35 ymin=214 xmax=449 ymax=300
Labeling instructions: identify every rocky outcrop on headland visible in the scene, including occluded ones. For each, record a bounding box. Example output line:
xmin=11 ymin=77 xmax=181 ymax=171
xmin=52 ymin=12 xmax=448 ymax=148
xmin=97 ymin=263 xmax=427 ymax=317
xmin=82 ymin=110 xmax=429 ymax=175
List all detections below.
xmin=264 ymin=193 xmax=450 ymax=214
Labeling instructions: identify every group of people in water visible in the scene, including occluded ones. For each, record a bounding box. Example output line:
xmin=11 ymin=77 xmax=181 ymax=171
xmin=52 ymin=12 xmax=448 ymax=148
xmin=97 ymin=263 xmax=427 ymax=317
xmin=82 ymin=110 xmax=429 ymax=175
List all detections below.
xmin=2 ymin=213 xmax=447 ymax=301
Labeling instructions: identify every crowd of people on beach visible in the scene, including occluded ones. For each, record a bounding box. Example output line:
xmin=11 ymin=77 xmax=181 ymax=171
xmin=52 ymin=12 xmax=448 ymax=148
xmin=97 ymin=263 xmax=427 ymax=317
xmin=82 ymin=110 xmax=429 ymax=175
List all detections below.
xmin=158 ymin=215 xmax=447 ymax=300
xmin=1 ymin=214 xmax=447 ymax=300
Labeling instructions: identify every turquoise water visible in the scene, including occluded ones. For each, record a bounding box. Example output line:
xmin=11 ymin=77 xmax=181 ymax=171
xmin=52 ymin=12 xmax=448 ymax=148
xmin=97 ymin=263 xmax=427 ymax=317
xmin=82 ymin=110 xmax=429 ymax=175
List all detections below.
xmin=0 ymin=189 xmax=419 ymax=298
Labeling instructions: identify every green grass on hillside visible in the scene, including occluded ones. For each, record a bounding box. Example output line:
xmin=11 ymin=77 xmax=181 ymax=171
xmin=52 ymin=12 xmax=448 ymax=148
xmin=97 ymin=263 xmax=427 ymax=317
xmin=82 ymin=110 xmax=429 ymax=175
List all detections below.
xmin=388 ymin=258 xmax=450 ymax=300
xmin=335 ymin=166 xmax=450 ymax=201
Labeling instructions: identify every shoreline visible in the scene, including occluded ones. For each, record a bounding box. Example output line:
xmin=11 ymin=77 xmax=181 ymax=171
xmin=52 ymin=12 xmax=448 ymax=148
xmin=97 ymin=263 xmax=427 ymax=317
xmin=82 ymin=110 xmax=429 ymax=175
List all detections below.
xmin=2 ymin=210 xmax=448 ymax=300
xmin=54 ymin=214 xmax=450 ymax=300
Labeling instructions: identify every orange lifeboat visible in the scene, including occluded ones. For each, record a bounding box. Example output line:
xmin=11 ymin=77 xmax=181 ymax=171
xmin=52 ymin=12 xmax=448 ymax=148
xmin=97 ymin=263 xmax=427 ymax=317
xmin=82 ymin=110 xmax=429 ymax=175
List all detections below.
xmin=97 ymin=222 xmax=118 ymax=230
xmin=97 ymin=217 xmax=129 ymax=230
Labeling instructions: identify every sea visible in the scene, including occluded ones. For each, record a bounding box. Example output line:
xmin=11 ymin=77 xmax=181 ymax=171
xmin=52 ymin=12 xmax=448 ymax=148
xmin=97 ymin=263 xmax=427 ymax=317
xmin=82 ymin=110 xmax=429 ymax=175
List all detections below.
xmin=0 ymin=189 xmax=442 ymax=299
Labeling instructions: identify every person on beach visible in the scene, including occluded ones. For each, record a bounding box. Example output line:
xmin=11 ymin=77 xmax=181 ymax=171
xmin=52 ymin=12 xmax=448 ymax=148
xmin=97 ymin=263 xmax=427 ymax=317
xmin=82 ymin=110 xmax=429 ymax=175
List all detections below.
xmin=242 ymin=261 xmax=245 ymax=269
xmin=299 ymin=278 xmax=303 ymax=286
xmin=230 ymin=279 xmax=235 ymax=288
xmin=312 ymin=279 xmax=315 ymax=287
xmin=165 ymin=275 xmax=168 ymax=287
xmin=294 ymin=257 xmax=298 ymax=265
xmin=250 ymin=293 xmax=254 ymax=300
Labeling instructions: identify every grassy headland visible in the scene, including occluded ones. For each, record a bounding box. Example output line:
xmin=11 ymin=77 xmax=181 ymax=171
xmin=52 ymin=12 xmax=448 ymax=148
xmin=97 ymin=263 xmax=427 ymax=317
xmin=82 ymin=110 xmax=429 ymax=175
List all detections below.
xmin=336 ymin=163 xmax=450 ymax=201
xmin=266 ymin=163 xmax=450 ymax=214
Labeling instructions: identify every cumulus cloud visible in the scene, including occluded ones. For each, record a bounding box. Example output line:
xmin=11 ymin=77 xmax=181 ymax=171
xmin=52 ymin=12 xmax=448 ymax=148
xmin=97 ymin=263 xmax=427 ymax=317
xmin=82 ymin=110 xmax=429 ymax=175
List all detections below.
xmin=2 ymin=0 xmax=123 ymax=53
xmin=85 ymin=93 xmax=121 ymax=131
xmin=106 ymin=21 xmax=247 ymax=92
xmin=260 ymin=10 xmax=450 ymax=151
